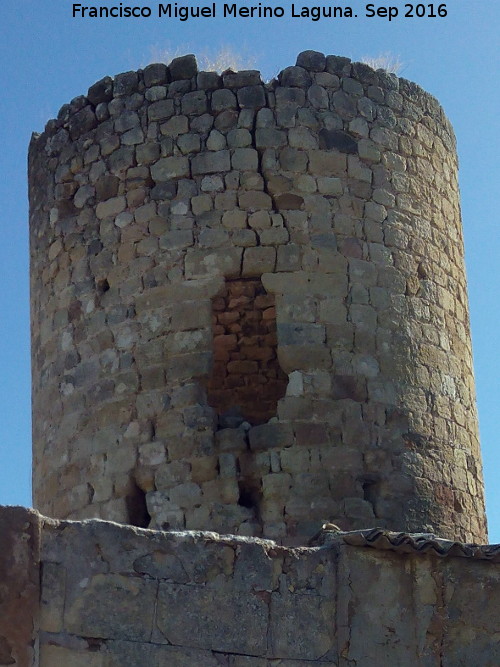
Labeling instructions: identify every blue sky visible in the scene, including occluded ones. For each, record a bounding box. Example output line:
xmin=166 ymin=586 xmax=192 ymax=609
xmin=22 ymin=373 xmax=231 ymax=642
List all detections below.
xmin=0 ymin=0 xmax=498 ymax=541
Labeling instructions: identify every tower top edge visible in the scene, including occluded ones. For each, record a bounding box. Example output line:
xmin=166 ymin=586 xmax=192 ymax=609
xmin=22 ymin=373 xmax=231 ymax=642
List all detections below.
xmin=29 ymin=50 xmax=454 ymax=150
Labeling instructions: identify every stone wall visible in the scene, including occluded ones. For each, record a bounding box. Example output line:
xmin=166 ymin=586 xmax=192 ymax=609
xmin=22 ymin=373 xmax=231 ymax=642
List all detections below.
xmin=29 ymin=51 xmax=486 ymax=543
xmin=2 ymin=507 xmax=499 ymax=666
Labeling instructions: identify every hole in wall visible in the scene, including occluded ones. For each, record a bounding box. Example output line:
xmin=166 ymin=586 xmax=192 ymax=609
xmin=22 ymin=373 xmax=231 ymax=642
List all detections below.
xmin=362 ymin=478 xmax=380 ymax=510
xmin=205 ymin=277 xmax=288 ymax=426
xmin=126 ymin=481 xmax=151 ymax=528
xmin=96 ymin=278 xmax=110 ymax=294
xmin=238 ymin=480 xmax=261 ymax=510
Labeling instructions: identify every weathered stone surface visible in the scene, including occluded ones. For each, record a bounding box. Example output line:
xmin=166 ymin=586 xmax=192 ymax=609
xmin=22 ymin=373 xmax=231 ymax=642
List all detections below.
xmin=68 ymin=105 xmax=97 ymax=139
xmin=237 ymin=85 xmax=266 ymax=109
xmin=87 ymin=76 xmax=113 ymax=105
xmin=296 ymin=50 xmax=326 ymax=72
xmin=280 ymin=66 xmax=311 ymax=88
xmin=249 ymin=423 xmax=293 ymax=450
xmin=144 ymin=62 xmax=169 ymax=87
xmin=113 ymin=71 xmax=138 ymax=96
xmin=270 ymin=591 xmax=335 ymax=659
xmin=31 ymin=518 xmax=500 ymax=665
xmin=192 ymin=150 xmax=230 ymax=175
xmin=319 ymin=129 xmax=358 ymax=153
xmin=223 ymin=70 xmax=262 ymax=88
xmin=151 ymin=156 xmax=189 ymax=180
xmin=148 ymin=99 xmax=175 ymax=121
xmin=157 ymin=582 xmax=268 ymax=654
xmin=64 ymin=572 xmax=156 ymax=640
xmin=169 ymin=54 xmax=197 ymax=80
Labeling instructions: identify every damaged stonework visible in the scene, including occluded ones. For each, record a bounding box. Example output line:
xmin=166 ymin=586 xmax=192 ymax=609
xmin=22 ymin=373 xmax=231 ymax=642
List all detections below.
xmin=0 ymin=507 xmax=41 ymax=667
xmin=35 ymin=514 xmax=500 ymax=665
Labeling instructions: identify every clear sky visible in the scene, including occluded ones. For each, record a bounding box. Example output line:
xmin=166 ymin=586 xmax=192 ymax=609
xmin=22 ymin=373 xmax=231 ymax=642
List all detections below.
xmin=0 ymin=0 xmax=498 ymax=540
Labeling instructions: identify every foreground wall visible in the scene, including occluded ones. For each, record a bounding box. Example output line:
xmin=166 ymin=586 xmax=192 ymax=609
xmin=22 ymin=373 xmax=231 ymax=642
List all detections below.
xmin=1 ymin=507 xmax=499 ymax=666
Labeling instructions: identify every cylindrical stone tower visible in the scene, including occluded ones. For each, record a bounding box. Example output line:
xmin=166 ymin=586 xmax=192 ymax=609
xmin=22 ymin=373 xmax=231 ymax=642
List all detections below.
xmin=29 ymin=51 xmax=487 ymax=544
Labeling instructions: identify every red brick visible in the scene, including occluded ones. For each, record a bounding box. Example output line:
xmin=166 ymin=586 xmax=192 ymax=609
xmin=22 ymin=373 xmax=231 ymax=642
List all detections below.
xmin=262 ymin=306 xmax=276 ymax=320
xmin=255 ymin=294 xmax=275 ymax=309
xmin=228 ymin=296 xmax=251 ymax=308
xmin=227 ymin=360 xmax=259 ymax=374
xmin=213 ymin=334 xmax=237 ymax=349
xmin=218 ymin=311 xmax=240 ymax=325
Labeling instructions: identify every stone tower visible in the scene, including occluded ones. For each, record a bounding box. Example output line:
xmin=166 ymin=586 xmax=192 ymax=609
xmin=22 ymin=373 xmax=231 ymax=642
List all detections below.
xmin=29 ymin=51 xmax=487 ymax=545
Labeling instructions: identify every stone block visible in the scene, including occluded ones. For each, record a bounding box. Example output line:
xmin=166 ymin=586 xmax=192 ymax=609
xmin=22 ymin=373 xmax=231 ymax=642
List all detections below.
xmin=216 ymin=428 xmax=248 ymax=453
xmin=233 ymin=229 xmax=257 ymax=246
xmin=296 ymin=50 xmax=326 ymax=72
xmin=40 ymin=646 xmax=104 ymax=667
xmin=96 ymin=195 xmax=126 ymax=219
xmin=151 ymin=156 xmax=189 ymax=181
xmin=249 ymin=423 xmax=294 ymax=450
xmin=166 ymin=351 xmax=212 ymax=382
xmin=279 ymin=147 xmax=308 ymax=171
xmin=190 ymin=456 xmax=218 ymax=484
xmin=185 ymin=247 xmax=242 ymax=279
xmin=212 ymin=88 xmax=237 ymax=111
xmin=169 ymin=54 xmax=197 ymax=80
xmin=144 ymin=62 xmax=169 ymax=86
xmin=64 ymin=572 xmax=157 ymax=640
xmin=223 ymin=70 xmax=262 ymax=88
xmin=309 ymin=150 xmax=346 ymax=176
xmin=237 ymin=85 xmax=266 ymax=109
xmin=178 ymin=132 xmax=201 ymax=154
xmin=181 ymin=90 xmax=208 ymax=115
xmin=113 ymin=70 xmax=138 ymax=96
xmin=192 ymin=150 xmax=231 ymax=175
xmin=231 ymin=148 xmax=259 ymax=171
xmin=270 ymin=591 xmax=335 ymax=659
xmin=160 ymin=115 xmax=189 ymax=137
xmin=307 ymin=84 xmax=329 ymax=109
xmin=87 ymin=76 xmax=113 ymax=104
xmin=259 ymin=227 xmax=289 ymax=246
xmin=277 ymin=323 xmax=326 ymax=346
xmin=108 ymin=146 xmax=136 ymax=174
xmin=169 ymin=482 xmax=203 ymax=508
xmin=68 ymin=105 xmax=97 ymax=140
xmin=157 ymin=581 xmax=268 ymax=653
xmin=280 ymin=66 xmax=312 ymax=88
xmin=262 ymin=472 xmax=292 ymax=501
xmin=319 ymin=129 xmax=358 ymax=153
xmin=293 ymin=422 xmax=329 ymax=447
xmin=242 ymin=246 xmax=276 ymax=276
xmin=256 ymin=128 xmax=287 ymax=149
xmin=276 ymin=244 xmax=302 ymax=272
xmin=238 ymin=191 xmax=273 ymax=210
xmin=278 ymin=344 xmax=331 ymax=373
xmin=338 ymin=548 xmax=420 ymax=663
xmin=104 ymin=642 xmax=220 ymax=667
xmin=197 ymin=71 xmax=221 ymax=90
xmin=148 ymin=99 xmax=175 ymax=121
xmin=280 ymin=446 xmax=310 ymax=474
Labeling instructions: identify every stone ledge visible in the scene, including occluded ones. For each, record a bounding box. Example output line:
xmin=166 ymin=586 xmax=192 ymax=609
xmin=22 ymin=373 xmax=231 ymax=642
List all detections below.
xmin=2 ymin=509 xmax=500 ymax=665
